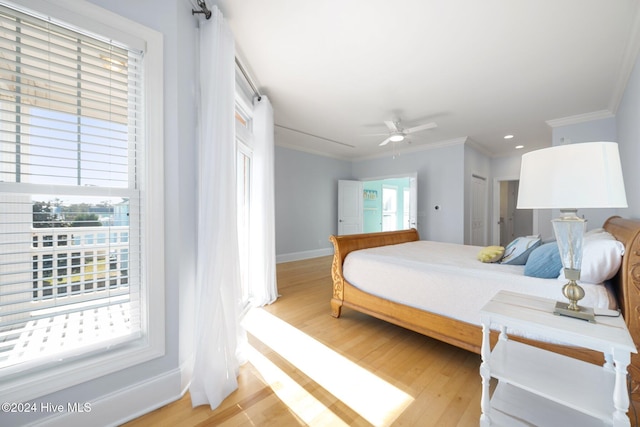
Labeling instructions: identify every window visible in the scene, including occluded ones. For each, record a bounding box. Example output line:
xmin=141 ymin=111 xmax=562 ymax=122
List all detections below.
xmin=403 ymin=188 xmax=410 ymax=229
xmin=382 ymin=185 xmax=398 ymax=231
xmin=237 ymin=144 xmax=251 ymax=304
xmin=236 ymin=105 xmax=252 ymax=307
xmin=0 ymin=0 xmax=164 ymax=403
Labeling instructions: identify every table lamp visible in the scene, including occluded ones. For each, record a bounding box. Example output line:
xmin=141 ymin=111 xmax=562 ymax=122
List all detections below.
xmin=516 ymin=141 xmax=627 ymax=321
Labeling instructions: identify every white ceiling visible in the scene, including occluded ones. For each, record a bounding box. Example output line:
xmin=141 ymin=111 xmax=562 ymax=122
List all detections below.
xmin=214 ymin=0 xmax=640 ymax=160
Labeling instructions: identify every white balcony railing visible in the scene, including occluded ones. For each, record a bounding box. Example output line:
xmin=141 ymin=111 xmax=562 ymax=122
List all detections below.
xmin=0 ymin=225 xmax=134 ymax=370
xmin=30 ymin=226 xmax=131 ymax=303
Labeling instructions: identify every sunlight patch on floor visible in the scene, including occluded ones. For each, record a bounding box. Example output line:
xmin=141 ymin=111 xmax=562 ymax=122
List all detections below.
xmin=246 ymin=345 xmax=350 ymax=426
xmin=243 ymin=308 xmax=414 ymax=427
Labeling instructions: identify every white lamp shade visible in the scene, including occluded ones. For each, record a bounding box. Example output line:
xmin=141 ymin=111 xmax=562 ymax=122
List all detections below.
xmin=517 ymin=141 xmax=627 ymax=209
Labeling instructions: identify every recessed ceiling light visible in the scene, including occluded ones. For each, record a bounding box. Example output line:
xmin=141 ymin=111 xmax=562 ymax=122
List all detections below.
xmin=504 ymin=135 xmax=514 ymax=140
xmin=515 ymin=145 xmax=524 ymax=149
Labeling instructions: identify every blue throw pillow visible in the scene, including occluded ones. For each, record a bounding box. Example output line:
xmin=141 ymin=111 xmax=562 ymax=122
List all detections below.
xmin=524 ymin=242 xmax=562 ymax=278
xmin=500 ymin=236 xmax=541 ymax=265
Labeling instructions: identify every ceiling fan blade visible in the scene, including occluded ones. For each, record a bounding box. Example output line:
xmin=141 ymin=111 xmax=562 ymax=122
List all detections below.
xmin=384 ymin=120 xmax=398 ymax=132
xmin=405 ymin=122 xmax=437 ymax=134
xmin=379 ymin=137 xmax=391 ymax=146
xmin=362 ymin=132 xmax=390 ymax=136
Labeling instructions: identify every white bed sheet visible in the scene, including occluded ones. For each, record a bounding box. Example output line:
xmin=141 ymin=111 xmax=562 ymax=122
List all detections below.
xmin=342 ymin=240 xmax=615 ymax=328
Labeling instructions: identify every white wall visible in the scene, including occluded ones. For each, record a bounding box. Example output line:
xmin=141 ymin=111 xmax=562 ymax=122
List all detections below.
xmin=617 ymin=51 xmax=640 ymax=220
xmin=275 ymin=147 xmax=352 ymax=261
xmin=351 ymin=142 xmax=466 ymax=243
xmin=551 ymin=116 xmax=617 ymax=146
xmin=274 ymin=141 xmax=470 ymax=256
xmin=491 ymin=155 xmax=522 ymax=179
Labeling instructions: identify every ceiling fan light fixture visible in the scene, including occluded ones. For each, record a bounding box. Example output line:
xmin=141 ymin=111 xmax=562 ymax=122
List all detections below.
xmin=377 ymin=117 xmax=436 ymax=146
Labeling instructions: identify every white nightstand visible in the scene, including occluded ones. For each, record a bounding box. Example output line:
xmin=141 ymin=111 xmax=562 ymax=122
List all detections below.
xmin=480 ymin=290 xmax=637 ymax=427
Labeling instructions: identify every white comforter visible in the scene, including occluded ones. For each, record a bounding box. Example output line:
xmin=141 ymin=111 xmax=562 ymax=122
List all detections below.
xmin=342 ymin=240 xmax=615 ymax=327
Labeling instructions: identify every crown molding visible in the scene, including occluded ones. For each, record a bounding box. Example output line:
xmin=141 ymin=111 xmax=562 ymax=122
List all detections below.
xmin=545 ymin=110 xmax=615 ymax=128
xmin=464 ymin=137 xmax=494 ymax=158
xmin=609 ymin=1 xmax=640 ymax=113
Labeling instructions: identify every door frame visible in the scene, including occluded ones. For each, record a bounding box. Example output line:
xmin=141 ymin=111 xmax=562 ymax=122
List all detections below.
xmin=470 ymin=174 xmax=488 ymax=246
xmin=358 ymin=172 xmax=418 ymax=232
xmin=492 ymin=176 xmax=539 ymax=245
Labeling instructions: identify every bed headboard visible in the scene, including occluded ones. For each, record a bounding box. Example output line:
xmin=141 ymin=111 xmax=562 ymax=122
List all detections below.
xmin=603 ymin=216 xmax=640 ymax=334
xmin=603 ymin=216 xmax=640 ymax=398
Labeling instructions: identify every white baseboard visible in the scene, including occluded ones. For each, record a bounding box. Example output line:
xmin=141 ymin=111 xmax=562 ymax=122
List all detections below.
xmin=276 ymin=247 xmax=333 ymax=263
xmin=32 ymin=368 xmax=182 ymax=427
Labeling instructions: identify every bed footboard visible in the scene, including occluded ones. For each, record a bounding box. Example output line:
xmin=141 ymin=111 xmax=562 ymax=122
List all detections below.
xmin=329 ymin=229 xmax=420 ymax=318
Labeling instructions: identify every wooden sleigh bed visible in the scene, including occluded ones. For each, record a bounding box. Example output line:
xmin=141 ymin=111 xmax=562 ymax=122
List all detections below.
xmin=329 ymin=216 xmax=640 ymax=401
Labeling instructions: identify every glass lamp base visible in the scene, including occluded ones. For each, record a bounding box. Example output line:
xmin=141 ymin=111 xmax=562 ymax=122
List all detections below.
xmin=553 ymin=301 xmax=595 ymax=323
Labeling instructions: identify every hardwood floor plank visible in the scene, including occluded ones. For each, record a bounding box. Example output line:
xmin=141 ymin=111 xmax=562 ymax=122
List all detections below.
xmin=124 ymin=256 xmax=484 ymax=426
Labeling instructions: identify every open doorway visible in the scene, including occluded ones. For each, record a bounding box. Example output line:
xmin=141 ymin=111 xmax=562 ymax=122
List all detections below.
xmin=338 ymin=174 xmax=417 ymax=235
xmin=362 ymin=175 xmax=417 ymax=233
xmin=493 ymin=178 xmax=533 ymax=246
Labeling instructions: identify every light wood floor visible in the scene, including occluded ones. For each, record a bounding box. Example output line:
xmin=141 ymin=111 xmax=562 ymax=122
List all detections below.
xmin=124 ymin=256 xmax=485 ymax=426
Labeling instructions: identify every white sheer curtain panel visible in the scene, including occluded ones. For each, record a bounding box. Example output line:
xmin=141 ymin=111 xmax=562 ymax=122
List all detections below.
xmin=250 ymin=96 xmax=278 ymax=305
xmin=190 ymin=6 xmax=245 ymax=409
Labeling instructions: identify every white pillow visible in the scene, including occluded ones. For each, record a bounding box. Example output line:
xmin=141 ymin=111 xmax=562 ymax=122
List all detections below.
xmin=558 ymin=231 xmax=624 ymax=284
xmin=585 ymin=228 xmax=613 ymax=240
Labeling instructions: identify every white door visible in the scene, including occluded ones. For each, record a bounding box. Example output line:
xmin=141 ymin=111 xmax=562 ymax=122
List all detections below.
xmin=471 ymin=175 xmax=487 ymax=245
xmin=338 ymin=180 xmax=363 ymax=235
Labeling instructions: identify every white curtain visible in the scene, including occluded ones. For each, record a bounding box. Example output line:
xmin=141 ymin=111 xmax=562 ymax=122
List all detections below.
xmin=250 ymin=96 xmax=278 ymax=305
xmin=190 ymin=6 xmax=245 ymax=409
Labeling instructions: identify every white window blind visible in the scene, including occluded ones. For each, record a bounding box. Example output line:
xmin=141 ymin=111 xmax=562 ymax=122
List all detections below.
xmin=0 ymin=3 xmax=144 ymax=375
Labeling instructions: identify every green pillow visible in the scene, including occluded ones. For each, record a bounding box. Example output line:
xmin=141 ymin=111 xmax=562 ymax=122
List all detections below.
xmin=477 ymin=246 xmax=505 ymax=263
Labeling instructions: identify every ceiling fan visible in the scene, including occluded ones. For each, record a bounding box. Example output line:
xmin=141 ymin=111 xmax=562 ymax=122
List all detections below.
xmin=378 ymin=119 xmax=437 ymax=146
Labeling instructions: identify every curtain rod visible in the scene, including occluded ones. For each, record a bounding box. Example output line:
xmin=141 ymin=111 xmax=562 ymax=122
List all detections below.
xmin=191 ymin=2 xmax=262 ymax=101
xmin=235 ymin=57 xmax=262 ymax=101
xmin=192 ymin=0 xmax=212 ymax=19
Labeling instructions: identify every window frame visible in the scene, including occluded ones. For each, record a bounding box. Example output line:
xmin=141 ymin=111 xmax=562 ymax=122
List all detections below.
xmin=234 ymin=67 xmax=255 ymax=310
xmin=0 ymin=0 xmax=165 ymax=403
xmin=382 ymin=185 xmax=398 ymax=232
xmin=236 ymin=140 xmax=252 ymax=306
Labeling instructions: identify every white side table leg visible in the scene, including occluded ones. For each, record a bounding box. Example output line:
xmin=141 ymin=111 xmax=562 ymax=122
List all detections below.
xmin=480 ymin=321 xmax=491 ymax=426
xmin=499 ymin=325 xmax=507 ymax=342
xmin=604 ymin=352 xmax=614 ymax=372
xmin=612 ymin=351 xmax=631 ymax=427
